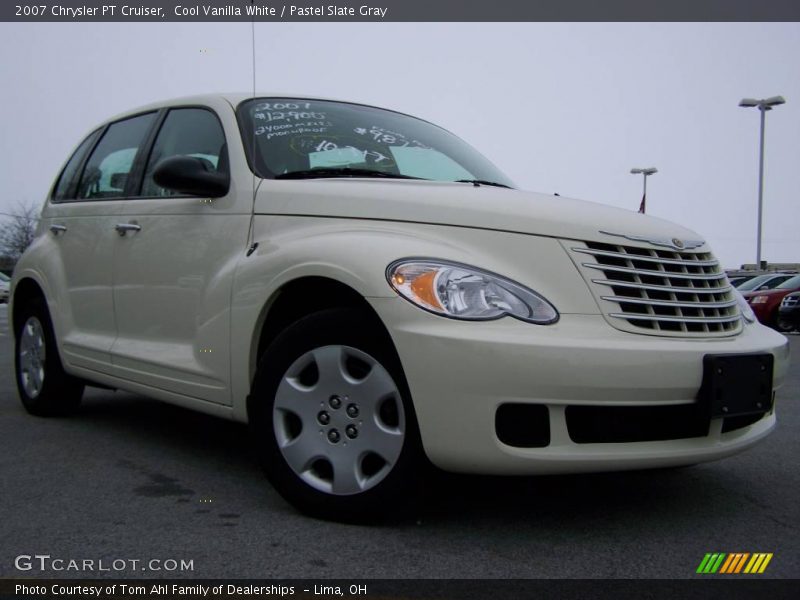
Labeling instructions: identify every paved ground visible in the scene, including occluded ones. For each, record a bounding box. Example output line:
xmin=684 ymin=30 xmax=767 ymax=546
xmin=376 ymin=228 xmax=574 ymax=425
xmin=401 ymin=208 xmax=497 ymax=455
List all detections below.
xmin=0 ymin=303 xmax=798 ymax=579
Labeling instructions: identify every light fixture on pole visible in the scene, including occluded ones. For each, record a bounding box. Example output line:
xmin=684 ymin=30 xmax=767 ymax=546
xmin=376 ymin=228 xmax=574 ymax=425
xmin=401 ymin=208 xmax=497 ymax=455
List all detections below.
xmin=630 ymin=167 xmax=657 ymax=214
xmin=738 ymin=95 xmax=785 ymax=270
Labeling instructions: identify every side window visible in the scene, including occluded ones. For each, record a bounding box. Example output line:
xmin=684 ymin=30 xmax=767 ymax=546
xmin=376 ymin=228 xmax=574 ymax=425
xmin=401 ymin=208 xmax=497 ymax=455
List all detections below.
xmin=76 ymin=113 xmax=156 ymax=200
xmin=51 ymin=129 xmax=100 ymax=201
xmin=141 ymin=108 xmax=227 ymax=197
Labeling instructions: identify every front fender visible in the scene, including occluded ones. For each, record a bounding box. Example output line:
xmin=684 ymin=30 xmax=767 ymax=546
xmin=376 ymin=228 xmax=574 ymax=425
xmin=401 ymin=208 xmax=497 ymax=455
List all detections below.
xmin=228 ymin=215 xmax=597 ymax=421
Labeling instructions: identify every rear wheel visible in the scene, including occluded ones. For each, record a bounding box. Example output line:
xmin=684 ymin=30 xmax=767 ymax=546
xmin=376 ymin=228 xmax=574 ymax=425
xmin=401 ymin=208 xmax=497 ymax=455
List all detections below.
xmin=14 ymin=298 xmax=84 ymax=416
xmin=249 ymin=308 xmax=425 ymax=522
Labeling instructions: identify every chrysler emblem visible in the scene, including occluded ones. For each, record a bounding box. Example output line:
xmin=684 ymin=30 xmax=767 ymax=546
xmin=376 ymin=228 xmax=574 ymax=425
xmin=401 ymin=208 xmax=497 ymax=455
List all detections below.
xmin=599 ymin=230 xmax=705 ymax=251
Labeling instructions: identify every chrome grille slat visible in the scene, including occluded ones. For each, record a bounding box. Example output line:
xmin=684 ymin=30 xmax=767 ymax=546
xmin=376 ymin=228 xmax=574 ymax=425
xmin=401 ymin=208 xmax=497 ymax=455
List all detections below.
xmin=572 ymin=247 xmax=719 ymax=267
xmin=608 ymin=313 xmax=740 ymax=324
xmin=600 ymin=296 xmax=737 ymax=309
xmin=582 ymin=263 xmax=727 ymax=281
xmin=591 ymin=279 xmax=728 ymax=294
xmin=571 ymin=240 xmax=742 ymax=337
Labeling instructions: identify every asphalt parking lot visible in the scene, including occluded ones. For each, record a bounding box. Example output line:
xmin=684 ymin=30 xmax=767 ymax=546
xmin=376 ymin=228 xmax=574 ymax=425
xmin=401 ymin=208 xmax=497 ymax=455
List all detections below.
xmin=0 ymin=303 xmax=798 ymax=579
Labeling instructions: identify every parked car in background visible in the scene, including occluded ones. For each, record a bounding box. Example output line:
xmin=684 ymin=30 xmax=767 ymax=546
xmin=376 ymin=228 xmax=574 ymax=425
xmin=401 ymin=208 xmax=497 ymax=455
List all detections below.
xmin=10 ymin=94 xmax=790 ymax=521
xmin=729 ymin=274 xmax=760 ymax=287
xmin=0 ymin=272 xmax=10 ymax=303
xmin=743 ymin=274 xmax=800 ymax=331
xmin=778 ymin=292 xmax=800 ymax=333
xmin=735 ymin=273 xmax=795 ymax=292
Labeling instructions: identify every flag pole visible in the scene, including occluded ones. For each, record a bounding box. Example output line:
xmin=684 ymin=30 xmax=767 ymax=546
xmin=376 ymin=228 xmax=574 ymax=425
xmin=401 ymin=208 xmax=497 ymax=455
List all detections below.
xmin=641 ymin=173 xmax=647 ymax=214
xmin=631 ymin=167 xmax=657 ymax=214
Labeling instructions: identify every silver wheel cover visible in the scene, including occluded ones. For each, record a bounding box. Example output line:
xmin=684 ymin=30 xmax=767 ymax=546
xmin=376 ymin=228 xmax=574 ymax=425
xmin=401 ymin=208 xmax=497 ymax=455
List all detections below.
xmin=273 ymin=345 xmax=406 ymax=496
xmin=19 ymin=316 xmax=47 ymax=399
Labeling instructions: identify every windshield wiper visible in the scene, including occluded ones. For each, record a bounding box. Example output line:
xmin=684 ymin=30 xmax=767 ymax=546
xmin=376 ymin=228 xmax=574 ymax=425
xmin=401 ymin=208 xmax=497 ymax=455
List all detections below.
xmin=275 ymin=168 xmax=425 ymax=181
xmin=455 ymin=179 xmax=512 ymax=189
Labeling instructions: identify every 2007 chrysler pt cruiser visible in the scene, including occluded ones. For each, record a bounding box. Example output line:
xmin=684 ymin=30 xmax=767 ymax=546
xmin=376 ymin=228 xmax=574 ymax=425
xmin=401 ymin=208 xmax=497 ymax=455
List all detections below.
xmin=12 ymin=94 xmax=789 ymax=521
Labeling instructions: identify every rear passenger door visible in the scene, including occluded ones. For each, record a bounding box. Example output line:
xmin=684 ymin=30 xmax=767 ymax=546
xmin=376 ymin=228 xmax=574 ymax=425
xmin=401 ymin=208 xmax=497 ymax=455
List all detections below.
xmin=110 ymin=103 xmax=251 ymax=405
xmin=41 ymin=112 xmax=156 ymax=375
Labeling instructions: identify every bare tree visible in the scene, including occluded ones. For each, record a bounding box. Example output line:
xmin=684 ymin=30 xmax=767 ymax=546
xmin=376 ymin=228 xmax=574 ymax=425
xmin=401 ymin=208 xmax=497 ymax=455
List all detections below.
xmin=0 ymin=200 xmax=41 ymax=260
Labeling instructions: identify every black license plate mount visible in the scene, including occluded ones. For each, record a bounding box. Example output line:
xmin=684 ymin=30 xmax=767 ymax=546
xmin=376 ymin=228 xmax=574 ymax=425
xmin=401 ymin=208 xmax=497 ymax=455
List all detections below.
xmin=701 ymin=354 xmax=774 ymax=418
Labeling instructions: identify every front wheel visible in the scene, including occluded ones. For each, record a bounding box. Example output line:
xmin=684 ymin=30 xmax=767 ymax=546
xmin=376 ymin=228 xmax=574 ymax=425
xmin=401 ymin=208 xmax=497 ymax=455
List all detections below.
xmin=249 ymin=308 xmax=425 ymax=522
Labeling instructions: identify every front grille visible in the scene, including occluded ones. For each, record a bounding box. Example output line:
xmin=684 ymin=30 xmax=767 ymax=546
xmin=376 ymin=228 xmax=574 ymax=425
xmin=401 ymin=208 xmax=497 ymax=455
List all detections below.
xmin=570 ymin=241 xmax=741 ymax=337
xmin=566 ymin=403 xmax=709 ymax=443
xmin=565 ymin=403 xmax=767 ymax=443
xmin=781 ymin=294 xmax=800 ymax=308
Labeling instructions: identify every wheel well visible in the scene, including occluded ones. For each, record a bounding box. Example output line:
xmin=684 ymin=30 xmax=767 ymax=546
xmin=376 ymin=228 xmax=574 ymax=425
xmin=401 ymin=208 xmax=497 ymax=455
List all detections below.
xmin=12 ymin=278 xmax=46 ymax=333
xmin=255 ymin=277 xmax=391 ymax=367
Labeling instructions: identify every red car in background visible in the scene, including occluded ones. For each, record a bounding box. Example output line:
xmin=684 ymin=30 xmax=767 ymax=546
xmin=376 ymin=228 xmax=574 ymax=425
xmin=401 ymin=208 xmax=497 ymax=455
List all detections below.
xmin=742 ymin=274 xmax=800 ymax=332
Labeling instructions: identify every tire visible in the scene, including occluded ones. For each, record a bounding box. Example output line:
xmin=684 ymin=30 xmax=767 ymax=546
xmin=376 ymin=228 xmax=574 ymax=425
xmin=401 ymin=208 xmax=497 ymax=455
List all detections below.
xmin=775 ymin=317 xmax=795 ymax=334
xmin=249 ymin=308 xmax=426 ymax=522
xmin=14 ymin=298 xmax=84 ymax=416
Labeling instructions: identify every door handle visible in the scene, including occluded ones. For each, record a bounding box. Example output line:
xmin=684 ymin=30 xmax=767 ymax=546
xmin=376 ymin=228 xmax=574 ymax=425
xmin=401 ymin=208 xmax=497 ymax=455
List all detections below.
xmin=115 ymin=222 xmax=142 ymax=236
xmin=49 ymin=224 xmax=67 ymax=235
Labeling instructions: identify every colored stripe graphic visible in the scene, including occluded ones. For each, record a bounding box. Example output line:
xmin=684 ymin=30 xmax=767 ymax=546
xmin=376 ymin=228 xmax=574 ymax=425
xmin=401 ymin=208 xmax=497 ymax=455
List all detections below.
xmin=759 ymin=554 xmax=773 ymax=573
xmin=734 ymin=553 xmax=750 ymax=573
xmin=744 ymin=553 xmax=774 ymax=574
xmin=720 ymin=553 xmax=750 ymax=574
xmin=710 ymin=553 xmax=726 ymax=573
xmin=719 ymin=554 xmax=736 ymax=574
xmin=699 ymin=552 xmax=774 ymax=575
xmin=697 ymin=553 xmax=727 ymax=574
xmin=696 ymin=554 xmax=713 ymax=573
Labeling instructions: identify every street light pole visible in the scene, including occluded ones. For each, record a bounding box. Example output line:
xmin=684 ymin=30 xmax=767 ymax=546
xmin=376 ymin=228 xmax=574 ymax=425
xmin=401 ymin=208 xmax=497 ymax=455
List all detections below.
xmin=630 ymin=167 xmax=657 ymax=214
xmin=739 ymin=95 xmax=785 ymax=269
xmin=756 ymin=106 xmax=766 ymax=269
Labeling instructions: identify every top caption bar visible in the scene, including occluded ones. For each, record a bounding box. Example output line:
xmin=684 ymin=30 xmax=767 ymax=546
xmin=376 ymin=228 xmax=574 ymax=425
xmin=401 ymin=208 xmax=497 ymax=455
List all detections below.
xmin=4 ymin=0 xmax=800 ymax=22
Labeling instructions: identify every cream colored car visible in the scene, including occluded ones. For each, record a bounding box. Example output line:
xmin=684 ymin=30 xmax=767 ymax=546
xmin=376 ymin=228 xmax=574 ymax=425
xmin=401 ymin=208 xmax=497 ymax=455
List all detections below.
xmin=11 ymin=94 xmax=790 ymax=521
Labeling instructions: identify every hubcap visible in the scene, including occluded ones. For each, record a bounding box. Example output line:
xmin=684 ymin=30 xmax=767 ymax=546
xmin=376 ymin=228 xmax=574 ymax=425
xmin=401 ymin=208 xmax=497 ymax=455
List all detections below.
xmin=273 ymin=345 xmax=406 ymax=496
xmin=18 ymin=316 xmax=47 ymax=399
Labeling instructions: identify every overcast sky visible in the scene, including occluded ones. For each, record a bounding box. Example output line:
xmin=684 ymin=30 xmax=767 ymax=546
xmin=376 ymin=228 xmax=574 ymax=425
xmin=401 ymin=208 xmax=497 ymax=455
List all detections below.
xmin=1 ymin=22 xmax=797 ymax=268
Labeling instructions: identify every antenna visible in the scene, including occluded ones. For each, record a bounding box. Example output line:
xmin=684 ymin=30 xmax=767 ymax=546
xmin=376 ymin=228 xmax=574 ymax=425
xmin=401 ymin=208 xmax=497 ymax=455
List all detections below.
xmin=246 ymin=0 xmax=258 ymax=255
xmin=251 ymin=0 xmax=256 ymax=190
xmin=251 ymin=1 xmax=256 ymax=101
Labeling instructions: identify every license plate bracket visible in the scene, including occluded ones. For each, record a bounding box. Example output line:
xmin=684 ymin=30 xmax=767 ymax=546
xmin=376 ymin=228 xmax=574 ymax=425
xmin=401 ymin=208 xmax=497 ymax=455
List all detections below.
xmin=701 ymin=354 xmax=774 ymax=418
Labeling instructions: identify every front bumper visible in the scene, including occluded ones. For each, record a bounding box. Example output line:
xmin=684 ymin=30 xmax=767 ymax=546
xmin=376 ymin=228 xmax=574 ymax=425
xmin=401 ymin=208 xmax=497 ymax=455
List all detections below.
xmin=371 ymin=297 xmax=789 ymax=474
xmin=779 ymin=306 xmax=800 ymax=329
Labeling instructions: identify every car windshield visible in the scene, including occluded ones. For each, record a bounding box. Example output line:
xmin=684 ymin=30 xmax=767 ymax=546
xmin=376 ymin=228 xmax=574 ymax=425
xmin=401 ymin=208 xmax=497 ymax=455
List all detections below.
xmin=237 ymin=98 xmax=515 ymax=187
xmin=776 ymin=275 xmax=800 ymax=290
xmin=736 ymin=274 xmax=786 ymax=291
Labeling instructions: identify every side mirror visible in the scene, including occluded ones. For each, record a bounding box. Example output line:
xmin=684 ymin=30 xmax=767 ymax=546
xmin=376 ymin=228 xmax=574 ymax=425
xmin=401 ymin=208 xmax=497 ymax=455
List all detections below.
xmin=153 ymin=156 xmax=229 ymax=197
xmin=110 ymin=173 xmax=128 ymax=190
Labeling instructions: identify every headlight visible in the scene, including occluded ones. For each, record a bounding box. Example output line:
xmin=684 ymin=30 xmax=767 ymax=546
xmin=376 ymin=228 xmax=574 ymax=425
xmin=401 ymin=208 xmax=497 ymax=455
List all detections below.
xmin=732 ymin=288 xmax=756 ymax=323
xmin=751 ymin=295 xmax=769 ymax=305
xmin=386 ymin=259 xmax=558 ymax=324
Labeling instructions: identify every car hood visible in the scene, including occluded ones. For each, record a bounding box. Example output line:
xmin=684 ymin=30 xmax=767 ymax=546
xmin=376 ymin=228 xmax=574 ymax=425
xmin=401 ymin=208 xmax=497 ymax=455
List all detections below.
xmin=743 ymin=288 xmax=798 ymax=299
xmin=255 ymin=179 xmax=706 ymax=247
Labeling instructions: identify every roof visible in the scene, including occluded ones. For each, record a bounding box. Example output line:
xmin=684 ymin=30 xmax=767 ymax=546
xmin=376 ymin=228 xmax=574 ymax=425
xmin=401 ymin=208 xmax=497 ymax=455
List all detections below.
xmin=101 ymin=92 xmax=355 ymax=124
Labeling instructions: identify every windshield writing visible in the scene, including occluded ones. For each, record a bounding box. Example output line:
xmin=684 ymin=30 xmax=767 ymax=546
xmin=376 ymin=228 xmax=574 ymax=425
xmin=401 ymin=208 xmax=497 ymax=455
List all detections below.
xmin=238 ymin=99 xmax=514 ymax=186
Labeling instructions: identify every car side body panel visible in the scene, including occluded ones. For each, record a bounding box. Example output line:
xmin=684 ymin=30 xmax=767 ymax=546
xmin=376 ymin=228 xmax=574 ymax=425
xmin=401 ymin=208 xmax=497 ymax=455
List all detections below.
xmin=20 ymin=200 xmax=123 ymax=375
